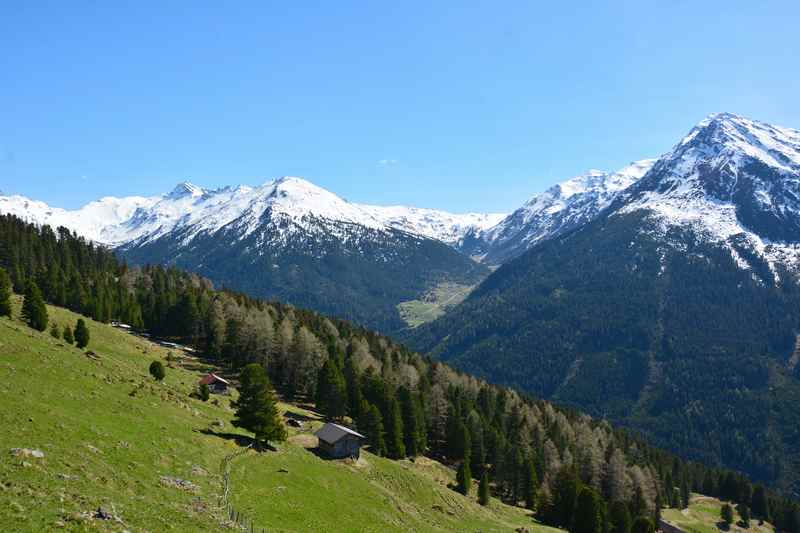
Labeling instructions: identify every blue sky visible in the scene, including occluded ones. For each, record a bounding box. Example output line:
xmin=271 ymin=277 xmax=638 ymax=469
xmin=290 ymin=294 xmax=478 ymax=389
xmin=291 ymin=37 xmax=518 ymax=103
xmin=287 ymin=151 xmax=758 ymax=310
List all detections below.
xmin=1 ymin=1 xmax=799 ymax=212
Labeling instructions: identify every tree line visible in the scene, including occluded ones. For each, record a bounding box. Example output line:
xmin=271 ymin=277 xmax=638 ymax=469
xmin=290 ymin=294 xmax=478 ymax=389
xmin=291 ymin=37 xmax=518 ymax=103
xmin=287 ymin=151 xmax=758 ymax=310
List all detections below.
xmin=1 ymin=213 xmax=798 ymax=533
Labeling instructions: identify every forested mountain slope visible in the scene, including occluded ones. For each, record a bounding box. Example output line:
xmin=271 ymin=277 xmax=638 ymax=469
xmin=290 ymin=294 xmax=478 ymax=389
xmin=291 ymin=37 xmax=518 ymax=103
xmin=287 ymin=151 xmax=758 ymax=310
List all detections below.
xmin=406 ymin=113 xmax=800 ymax=494
xmin=4 ymin=212 xmax=798 ymax=530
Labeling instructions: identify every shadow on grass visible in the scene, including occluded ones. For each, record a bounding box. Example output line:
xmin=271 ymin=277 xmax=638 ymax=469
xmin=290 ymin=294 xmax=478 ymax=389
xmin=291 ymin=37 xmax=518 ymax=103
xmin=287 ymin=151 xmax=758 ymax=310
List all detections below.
xmin=284 ymin=410 xmax=317 ymax=423
xmin=196 ymin=428 xmax=277 ymax=452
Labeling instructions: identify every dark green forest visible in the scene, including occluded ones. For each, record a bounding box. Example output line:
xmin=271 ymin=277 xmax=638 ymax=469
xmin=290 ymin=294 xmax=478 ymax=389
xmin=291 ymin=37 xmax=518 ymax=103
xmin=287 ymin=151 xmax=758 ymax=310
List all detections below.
xmin=1 ymin=213 xmax=799 ymax=532
xmin=406 ymin=210 xmax=800 ymax=497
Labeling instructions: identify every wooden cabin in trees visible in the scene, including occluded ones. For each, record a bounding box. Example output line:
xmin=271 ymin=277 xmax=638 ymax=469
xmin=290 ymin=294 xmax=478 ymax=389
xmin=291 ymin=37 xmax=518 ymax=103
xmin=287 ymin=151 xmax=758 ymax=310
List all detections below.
xmin=314 ymin=423 xmax=365 ymax=459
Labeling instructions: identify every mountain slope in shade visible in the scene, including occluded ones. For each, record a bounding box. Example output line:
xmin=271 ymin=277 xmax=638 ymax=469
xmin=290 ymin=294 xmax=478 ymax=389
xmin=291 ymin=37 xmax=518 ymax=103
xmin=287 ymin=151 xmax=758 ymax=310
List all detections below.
xmin=461 ymin=159 xmax=656 ymax=264
xmin=405 ymin=113 xmax=800 ymax=492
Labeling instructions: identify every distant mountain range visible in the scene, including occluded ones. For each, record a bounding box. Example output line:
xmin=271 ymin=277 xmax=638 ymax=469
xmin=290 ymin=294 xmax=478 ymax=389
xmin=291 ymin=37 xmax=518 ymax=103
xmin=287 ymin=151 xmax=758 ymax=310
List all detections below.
xmin=405 ymin=112 xmax=800 ymax=493
xmin=5 ymin=111 xmax=800 ymax=490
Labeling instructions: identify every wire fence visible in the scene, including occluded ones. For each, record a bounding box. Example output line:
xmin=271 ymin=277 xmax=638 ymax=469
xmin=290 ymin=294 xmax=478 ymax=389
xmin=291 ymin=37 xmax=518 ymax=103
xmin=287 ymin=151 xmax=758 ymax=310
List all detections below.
xmin=218 ymin=444 xmax=268 ymax=532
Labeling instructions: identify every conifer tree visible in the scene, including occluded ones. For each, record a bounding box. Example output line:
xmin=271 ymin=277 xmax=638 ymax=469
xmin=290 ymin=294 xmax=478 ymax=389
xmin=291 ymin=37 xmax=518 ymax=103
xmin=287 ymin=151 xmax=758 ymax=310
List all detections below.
xmin=198 ymin=383 xmax=210 ymax=402
xmin=551 ymin=467 xmax=581 ymax=528
xmin=574 ymin=487 xmax=604 ymax=533
xmin=149 ymin=360 xmax=166 ymax=381
xmin=232 ymin=363 xmax=287 ymax=446
xmin=399 ymin=386 xmax=424 ymax=457
xmin=739 ymin=504 xmax=751 ymax=528
xmin=63 ymin=325 xmax=74 ymax=344
xmin=721 ymin=503 xmax=734 ymax=527
xmin=610 ymin=501 xmax=632 ymax=533
xmin=384 ymin=396 xmax=406 ymax=459
xmin=74 ymin=318 xmax=90 ymax=349
xmin=358 ymin=399 xmax=387 ymax=456
xmin=524 ymin=456 xmax=538 ymax=510
xmin=457 ymin=459 xmax=472 ymax=496
xmin=631 ymin=516 xmax=654 ymax=533
xmin=50 ymin=322 xmax=60 ymax=339
xmin=752 ymin=485 xmax=770 ymax=522
xmin=479 ymin=471 xmax=490 ymax=506
xmin=0 ymin=267 xmax=12 ymax=318
xmin=316 ymin=358 xmax=347 ymax=420
xmin=21 ymin=280 xmax=48 ymax=331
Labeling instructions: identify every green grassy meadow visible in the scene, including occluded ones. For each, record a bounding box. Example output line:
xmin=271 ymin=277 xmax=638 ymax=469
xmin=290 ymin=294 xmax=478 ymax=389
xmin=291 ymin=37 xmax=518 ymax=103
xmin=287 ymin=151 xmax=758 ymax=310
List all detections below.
xmin=662 ymin=494 xmax=775 ymax=533
xmin=0 ymin=296 xmax=559 ymax=532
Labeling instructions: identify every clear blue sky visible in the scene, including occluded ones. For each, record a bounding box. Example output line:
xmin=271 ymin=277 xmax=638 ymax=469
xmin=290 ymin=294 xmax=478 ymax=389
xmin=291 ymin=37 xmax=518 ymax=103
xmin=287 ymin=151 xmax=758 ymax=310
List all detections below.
xmin=2 ymin=1 xmax=799 ymax=212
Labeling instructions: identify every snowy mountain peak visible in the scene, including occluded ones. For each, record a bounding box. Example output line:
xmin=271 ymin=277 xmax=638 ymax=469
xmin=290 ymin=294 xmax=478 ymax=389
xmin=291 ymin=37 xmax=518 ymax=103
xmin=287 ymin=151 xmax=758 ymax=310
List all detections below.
xmin=618 ymin=113 xmax=800 ymax=283
xmin=468 ymin=159 xmax=655 ymax=263
xmin=167 ymin=181 xmax=205 ymax=199
xmin=0 ymin=175 xmax=501 ymax=249
xmin=672 ymin=112 xmax=800 ymax=173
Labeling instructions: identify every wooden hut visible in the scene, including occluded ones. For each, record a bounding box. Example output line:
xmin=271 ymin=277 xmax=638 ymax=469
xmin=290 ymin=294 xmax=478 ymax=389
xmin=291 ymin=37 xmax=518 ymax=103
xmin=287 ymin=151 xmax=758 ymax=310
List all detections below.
xmin=198 ymin=373 xmax=230 ymax=394
xmin=314 ymin=423 xmax=364 ymax=459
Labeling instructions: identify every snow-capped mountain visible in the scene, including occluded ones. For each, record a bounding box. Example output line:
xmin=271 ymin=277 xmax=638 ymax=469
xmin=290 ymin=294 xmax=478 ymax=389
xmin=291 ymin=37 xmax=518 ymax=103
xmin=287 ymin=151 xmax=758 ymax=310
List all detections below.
xmin=615 ymin=112 xmax=800 ymax=283
xmin=462 ymin=159 xmax=656 ymax=264
xmin=0 ymin=177 xmax=502 ymax=249
xmin=405 ymin=113 xmax=800 ymax=491
xmin=357 ymin=204 xmax=505 ymax=246
xmin=0 ymin=193 xmax=159 ymax=245
xmin=0 ymin=177 xmax=496 ymax=332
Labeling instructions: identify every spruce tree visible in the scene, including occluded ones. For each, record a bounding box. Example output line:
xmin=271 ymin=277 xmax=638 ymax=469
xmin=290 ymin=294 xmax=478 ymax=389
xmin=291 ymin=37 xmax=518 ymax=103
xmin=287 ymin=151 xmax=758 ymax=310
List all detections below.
xmin=21 ymin=280 xmax=48 ymax=331
xmin=232 ymin=363 xmax=287 ymax=446
xmin=50 ymin=322 xmax=60 ymax=339
xmin=739 ymin=504 xmax=751 ymax=528
xmin=573 ymin=487 xmax=604 ymax=533
xmin=384 ymin=396 xmax=405 ymax=459
xmin=358 ymin=399 xmax=387 ymax=456
xmin=74 ymin=318 xmax=90 ymax=349
xmin=609 ymin=501 xmax=632 ymax=533
xmin=316 ymin=358 xmax=347 ymax=420
xmin=198 ymin=383 xmax=211 ymax=402
xmin=399 ymin=386 xmax=423 ymax=457
xmin=479 ymin=471 xmax=490 ymax=506
xmin=63 ymin=325 xmax=74 ymax=344
xmin=457 ymin=460 xmax=472 ymax=496
xmin=721 ymin=503 xmax=734 ymax=527
xmin=551 ymin=467 xmax=581 ymax=528
xmin=524 ymin=456 xmax=538 ymax=510
xmin=631 ymin=517 xmax=654 ymax=533
xmin=149 ymin=360 xmax=166 ymax=381
xmin=752 ymin=485 xmax=770 ymax=522
xmin=0 ymin=267 xmax=12 ymax=318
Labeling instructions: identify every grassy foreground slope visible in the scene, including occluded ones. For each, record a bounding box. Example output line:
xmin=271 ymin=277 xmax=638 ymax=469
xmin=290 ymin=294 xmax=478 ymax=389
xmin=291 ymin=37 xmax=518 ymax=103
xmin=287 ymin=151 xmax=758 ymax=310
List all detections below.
xmin=0 ymin=297 xmax=558 ymax=532
xmin=662 ymin=494 xmax=774 ymax=533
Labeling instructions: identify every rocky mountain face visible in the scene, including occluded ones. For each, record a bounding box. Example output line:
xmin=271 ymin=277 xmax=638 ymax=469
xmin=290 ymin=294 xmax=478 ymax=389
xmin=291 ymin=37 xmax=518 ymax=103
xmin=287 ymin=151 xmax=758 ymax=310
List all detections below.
xmin=405 ymin=113 xmax=800 ymax=493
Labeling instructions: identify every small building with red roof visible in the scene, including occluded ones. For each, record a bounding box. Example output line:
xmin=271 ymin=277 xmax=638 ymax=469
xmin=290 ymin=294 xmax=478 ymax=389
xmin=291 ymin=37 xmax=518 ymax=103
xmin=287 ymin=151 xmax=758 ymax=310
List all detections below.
xmin=199 ymin=373 xmax=230 ymax=394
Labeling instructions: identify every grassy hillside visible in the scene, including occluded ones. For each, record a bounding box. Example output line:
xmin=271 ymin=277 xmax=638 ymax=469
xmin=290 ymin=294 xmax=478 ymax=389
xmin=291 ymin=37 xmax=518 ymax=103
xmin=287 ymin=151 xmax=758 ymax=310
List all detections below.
xmin=0 ymin=297 xmax=559 ymax=532
xmin=662 ymin=494 xmax=774 ymax=533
